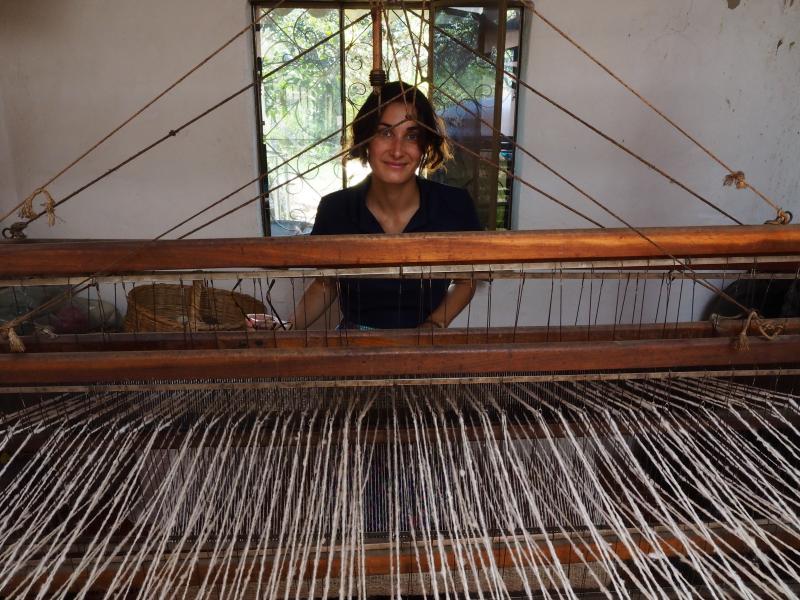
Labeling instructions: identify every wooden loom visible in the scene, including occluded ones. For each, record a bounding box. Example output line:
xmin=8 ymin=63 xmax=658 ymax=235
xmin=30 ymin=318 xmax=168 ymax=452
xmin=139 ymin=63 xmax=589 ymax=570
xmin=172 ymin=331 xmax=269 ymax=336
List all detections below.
xmin=1 ymin=1 xmax=799 ymax=596
xmin=2 ymin=225 xmax=800 ymax=383
xmin=0 ymin=225 xmax=799 ymax=598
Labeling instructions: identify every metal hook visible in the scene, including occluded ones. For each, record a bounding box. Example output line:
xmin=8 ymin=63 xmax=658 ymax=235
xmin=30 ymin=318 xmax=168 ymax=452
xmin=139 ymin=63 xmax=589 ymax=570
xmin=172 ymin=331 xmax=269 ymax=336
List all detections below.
xmin=2 ymin=222 xmax=27 ymax=240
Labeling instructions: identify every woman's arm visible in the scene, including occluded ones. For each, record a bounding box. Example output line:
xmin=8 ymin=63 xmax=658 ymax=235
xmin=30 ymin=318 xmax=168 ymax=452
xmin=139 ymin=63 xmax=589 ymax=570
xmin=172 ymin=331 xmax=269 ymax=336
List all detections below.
xmin=423 ymin=280 xmax=477 ymax=328
xmin=292 ymin=278 xmax=338 ymax=329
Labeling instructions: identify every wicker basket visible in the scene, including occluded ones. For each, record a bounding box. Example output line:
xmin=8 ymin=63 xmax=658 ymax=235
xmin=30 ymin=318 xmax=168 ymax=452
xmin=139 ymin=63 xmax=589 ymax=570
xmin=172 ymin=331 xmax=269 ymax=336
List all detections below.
xmin=123 ymin=281 xmax=266 ymax=333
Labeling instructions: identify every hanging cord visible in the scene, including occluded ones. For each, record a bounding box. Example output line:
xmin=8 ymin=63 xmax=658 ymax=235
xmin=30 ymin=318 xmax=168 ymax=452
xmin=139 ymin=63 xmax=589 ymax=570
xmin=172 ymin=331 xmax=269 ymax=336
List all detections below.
xmin=408 ymin=8 xmax=742 ymax=225
xmin=527 ymin=3 xmax=791 ymax=225
xmin=17 ymin=188 xmax=58 ymax=228
xmin=0 ymin=0 xmax=291 ymax=231
xmin=7 ymin=11 xmax=369 ymax=236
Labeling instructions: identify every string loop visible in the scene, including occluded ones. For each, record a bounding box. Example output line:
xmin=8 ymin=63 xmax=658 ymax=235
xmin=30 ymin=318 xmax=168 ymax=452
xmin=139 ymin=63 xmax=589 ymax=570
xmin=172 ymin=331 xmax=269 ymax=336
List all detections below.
xmin=17 ymin=188 xmax=58 ymax=227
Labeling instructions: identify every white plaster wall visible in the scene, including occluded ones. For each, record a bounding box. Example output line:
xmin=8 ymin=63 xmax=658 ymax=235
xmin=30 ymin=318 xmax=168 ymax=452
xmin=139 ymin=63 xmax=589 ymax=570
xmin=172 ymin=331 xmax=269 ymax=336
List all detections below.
xmin=513 ymin=0 xmax=800 ymax=231
xmin=0 ymin=0 xmax=261 ymax=240
xmin=0 ymin=93 xmax=16 ymax=214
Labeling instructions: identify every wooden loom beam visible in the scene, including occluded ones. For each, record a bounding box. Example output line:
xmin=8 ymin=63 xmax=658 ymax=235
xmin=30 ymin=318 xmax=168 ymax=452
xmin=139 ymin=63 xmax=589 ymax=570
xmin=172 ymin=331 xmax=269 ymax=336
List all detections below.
xmin=7 ymin=318 xmax=800 ymax=353
xmin=2 ymin=335 xmax=798 ymax=384
xmin=1 ymin=224 xmax=799 ymax=276
xmin=6 ymin=522 xmax=797 ymax=595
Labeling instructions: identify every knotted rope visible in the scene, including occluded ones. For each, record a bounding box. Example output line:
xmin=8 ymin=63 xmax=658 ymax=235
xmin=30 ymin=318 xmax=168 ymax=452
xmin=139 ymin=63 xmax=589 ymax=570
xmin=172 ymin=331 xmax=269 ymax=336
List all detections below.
xmin=0 ymin=325 xmax=26 ymax=353
xmin=733 ymin=310 xmax=785 ymax=352
xmin=722 ymin=172 xmax=792 ymax=225
xmin=521 ymin=1 xmax=788 ymax=224
xmin=17 ymin=188 xmax=57 ymax=227
xmin=764 ymin=208 xmax=793 ymax=226
xmin=723 ymin=171 xmax=748 ymax=190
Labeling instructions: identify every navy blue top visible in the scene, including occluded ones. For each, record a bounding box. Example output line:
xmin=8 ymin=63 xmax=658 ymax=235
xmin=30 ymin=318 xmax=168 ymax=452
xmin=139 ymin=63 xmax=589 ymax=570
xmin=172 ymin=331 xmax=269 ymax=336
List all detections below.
xmin=311 ymin=176 xmax=482 ymax=328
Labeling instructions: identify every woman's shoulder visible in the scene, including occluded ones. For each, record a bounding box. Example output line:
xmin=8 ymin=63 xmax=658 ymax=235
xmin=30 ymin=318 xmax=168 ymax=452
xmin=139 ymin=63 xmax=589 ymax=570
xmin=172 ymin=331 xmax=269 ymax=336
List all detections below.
xmin=418 ymin=177 xmax=471 ymax=202
xmin=419 ymin=178 xmax=483 ymax=231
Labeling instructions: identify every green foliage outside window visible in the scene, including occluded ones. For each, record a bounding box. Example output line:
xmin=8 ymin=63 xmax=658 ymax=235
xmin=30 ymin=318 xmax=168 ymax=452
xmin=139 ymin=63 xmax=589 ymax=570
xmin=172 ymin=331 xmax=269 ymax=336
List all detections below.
xmin=255 ymin=5 xmax=521 ymax=234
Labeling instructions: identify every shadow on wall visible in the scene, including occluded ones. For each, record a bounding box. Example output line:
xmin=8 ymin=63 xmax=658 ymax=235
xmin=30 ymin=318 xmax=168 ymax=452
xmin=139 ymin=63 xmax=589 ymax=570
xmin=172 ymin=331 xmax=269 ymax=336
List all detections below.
xmin=703 ymin=279 xmax=800 ymax=319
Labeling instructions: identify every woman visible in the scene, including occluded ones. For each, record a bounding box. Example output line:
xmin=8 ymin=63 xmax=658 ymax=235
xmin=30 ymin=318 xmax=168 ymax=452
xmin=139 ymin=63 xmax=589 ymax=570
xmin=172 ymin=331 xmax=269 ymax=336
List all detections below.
xmin=293 ymin=81 xmax=482 ymax=330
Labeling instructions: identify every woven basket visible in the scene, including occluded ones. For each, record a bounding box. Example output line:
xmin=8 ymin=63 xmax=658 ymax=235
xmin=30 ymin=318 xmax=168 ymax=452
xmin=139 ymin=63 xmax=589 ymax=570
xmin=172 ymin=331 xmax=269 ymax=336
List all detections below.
xmin=124 ymin=281 xmax=266 ymax=333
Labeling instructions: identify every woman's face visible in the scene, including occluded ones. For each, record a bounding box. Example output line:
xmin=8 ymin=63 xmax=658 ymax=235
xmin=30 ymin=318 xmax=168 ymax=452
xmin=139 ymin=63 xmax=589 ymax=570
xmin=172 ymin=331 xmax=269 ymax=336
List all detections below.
xmin=367 ymin=101 xmax=423 ymax=186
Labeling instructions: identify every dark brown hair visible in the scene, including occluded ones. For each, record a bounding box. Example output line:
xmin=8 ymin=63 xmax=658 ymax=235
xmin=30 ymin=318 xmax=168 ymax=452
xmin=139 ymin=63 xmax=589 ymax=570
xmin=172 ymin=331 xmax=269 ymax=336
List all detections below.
xmin=347 ymin=81 xmax=451 ymax=172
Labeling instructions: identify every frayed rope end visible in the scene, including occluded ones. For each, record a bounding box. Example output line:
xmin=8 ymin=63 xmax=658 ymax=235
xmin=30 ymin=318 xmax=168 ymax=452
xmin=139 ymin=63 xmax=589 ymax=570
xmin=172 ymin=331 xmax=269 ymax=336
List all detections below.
xmin=732 ymin=310 xmax=785 ymax=352
xmin=732 ymin=311 xmax=756 ymax=352
xmin=17 ymin=188 xmax=57 ymax=227
xmin=2 ymin=327 xmax=26 ymax=353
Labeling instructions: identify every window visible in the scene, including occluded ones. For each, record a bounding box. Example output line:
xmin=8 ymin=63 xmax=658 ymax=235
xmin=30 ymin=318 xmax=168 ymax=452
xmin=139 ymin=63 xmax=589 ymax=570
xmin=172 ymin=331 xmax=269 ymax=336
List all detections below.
xmin=252 ymin=2 xmax=523 ymax=235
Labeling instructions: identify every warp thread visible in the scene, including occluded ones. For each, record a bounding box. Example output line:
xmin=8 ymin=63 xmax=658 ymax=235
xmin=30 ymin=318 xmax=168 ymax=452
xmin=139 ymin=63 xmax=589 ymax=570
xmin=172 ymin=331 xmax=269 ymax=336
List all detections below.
xmin=18 ymin=188 xmax=57 ymax=227
xmin=0 ymin=380 xmax=798 ymax=597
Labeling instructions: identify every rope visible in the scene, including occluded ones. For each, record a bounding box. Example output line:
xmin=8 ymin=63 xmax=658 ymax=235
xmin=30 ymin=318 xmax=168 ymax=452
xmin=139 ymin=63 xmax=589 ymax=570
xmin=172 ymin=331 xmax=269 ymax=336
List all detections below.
xmin=389 ymin=6 xmax=767 ymax=341
xmin=733 ymin=310 xmax=785 ymax=352
xmin=0 ymin=6 xmax=781 ymax=349
xmin=0 ymin=326 xmax=25 ymax=353
xmin=408 ymin=8 xmax=743 ymax=225
xmin=723 ymin=171 xmax=748 ymax=190
xmin=527 ymin=3 xmax=790 ymax=225
xmin=10 ymin=12 xmax=369 ymax=234
xmin=0 ymin=0 xmax=290 ymax=228
xmin=17 ymin=188 xmax=57 ymax=227
xmin=765 ymin=209 xmax=793 ymax=226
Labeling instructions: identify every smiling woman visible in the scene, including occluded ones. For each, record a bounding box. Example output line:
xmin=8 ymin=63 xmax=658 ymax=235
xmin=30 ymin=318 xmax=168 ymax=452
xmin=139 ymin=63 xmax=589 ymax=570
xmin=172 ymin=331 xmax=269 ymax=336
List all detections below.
xmin=292 ymin=81 xmax=483 ymax=330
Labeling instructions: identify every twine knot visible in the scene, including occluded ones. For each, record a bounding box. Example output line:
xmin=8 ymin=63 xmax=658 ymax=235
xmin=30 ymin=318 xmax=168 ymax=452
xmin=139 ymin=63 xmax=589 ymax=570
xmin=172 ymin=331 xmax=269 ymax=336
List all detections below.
xmin=18 ymin=187 xmax=58 ymax=227
xmin=723 ymin=171 xmax=747 ymax=190
xmin=2 ymin=222 xmax=28 ymax=240
xmin=1 ymin=326 xmax=26 ymax=353
xmin=764 ymin=208 xmax=793 ymax=226
xmin=733 ymin=310 xmax=784 ymax=352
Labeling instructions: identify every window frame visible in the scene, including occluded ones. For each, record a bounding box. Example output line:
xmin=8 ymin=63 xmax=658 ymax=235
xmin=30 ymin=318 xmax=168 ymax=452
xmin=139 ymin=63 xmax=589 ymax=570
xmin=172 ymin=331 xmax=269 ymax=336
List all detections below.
xmin=250 ymin=0 xmax=525 ymax=235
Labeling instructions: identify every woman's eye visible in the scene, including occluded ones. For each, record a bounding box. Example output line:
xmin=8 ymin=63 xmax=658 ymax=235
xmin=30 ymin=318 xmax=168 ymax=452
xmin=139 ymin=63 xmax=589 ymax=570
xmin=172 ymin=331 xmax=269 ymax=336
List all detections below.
xmin=405 ymin=133 xmax=418 ymax=141
xmin=379 ymin=128 xmax=393 ymax=138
